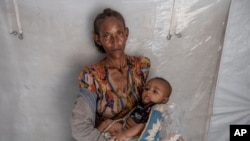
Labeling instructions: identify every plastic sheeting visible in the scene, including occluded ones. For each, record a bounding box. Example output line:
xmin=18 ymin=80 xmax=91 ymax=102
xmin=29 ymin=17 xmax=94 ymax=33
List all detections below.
xmin=207 ymin=0 xmax=250 ymax=140
xmin=0 ymin=0 xmax=232 ymax=141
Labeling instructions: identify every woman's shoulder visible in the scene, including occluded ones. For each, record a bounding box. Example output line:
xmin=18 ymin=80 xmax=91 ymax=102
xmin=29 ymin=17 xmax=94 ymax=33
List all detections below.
xmin=79 ymin=62 xmax=105 ymax=77
xmin=127 ymin=55 xmax=151 ymax=65
xmin=79 ymin=65 xmax=94 ymax=74
xmin=81 ymin=60 xmax=104 ymax=71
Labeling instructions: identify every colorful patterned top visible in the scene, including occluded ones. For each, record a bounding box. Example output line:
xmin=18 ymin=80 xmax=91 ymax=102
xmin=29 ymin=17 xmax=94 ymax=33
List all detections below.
xmin=79 ymin=55 xmax=150 ymax=125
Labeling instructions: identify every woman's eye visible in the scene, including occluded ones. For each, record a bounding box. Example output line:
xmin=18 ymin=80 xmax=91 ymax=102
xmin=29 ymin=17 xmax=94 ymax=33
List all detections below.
xmin=117 ymin=31 xmax=124 ymax=37
xmin=104 ymin=34 xmax=111 ymax=39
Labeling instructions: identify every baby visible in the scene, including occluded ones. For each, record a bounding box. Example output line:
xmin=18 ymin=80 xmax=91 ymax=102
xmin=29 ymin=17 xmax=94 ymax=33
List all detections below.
xmin=98 ymin=77 xmax=172 ymax=141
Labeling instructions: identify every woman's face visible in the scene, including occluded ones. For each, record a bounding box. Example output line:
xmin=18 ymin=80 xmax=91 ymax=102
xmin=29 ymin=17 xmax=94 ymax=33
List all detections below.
xmin=94 ymin=17 xmax=129 ymax=59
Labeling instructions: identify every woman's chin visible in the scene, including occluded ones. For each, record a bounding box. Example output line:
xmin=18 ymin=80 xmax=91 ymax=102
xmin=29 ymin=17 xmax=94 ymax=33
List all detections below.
xmin=109 ymin=52 xmax=125 ymax=59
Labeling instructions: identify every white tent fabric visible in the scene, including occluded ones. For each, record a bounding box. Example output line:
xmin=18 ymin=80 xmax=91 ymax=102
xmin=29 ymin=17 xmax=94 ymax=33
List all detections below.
xmin=1 ymin=0 xmax=249 ymax=141
xmin=207 ymin=0 xmax=250 ymax=140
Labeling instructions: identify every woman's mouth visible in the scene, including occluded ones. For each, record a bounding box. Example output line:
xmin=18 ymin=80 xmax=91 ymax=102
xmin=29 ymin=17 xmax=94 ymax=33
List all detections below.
xmin=111 ymin=48 xmax=122 ymax=52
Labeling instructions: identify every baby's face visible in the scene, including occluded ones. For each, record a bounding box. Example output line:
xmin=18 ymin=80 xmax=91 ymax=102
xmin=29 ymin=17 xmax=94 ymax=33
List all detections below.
xmin=142 ymin=79 xmax=170 ymax=105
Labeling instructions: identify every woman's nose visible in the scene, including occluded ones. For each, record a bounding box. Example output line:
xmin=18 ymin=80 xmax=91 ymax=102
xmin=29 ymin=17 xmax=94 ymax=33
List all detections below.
xmin=111 ymin=35 xmax=119 ymax=46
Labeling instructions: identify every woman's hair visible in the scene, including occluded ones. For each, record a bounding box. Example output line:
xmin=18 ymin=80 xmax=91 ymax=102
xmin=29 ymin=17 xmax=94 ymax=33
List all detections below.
xmin=93 ymin=8 xmax=126 ymax=53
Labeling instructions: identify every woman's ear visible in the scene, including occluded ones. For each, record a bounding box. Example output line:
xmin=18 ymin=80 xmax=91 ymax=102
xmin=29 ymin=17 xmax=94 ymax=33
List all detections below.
xmin=125 ymin=27 xmax=129 ymax=38
xmin=93 ymin=33 xmax=102 ymax=46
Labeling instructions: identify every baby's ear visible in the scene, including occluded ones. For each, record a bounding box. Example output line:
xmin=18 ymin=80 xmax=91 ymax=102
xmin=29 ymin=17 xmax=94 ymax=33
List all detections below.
xmin=93 ymin=34 xmax=102 ymax=46
xmin=162 ymin=101 xmax=167 ymax=104
xmin=162 ymin=97 xmax=169 ymax=104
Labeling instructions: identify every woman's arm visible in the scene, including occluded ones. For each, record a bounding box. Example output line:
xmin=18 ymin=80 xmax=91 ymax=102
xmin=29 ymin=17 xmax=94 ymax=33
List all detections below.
xmin=70 ymin=89 xmax=107 ymax=141
xmin=112 ymin=122 xmax=145 ymax=141
xmin=97 ymin=119 xmax=114 ymax=132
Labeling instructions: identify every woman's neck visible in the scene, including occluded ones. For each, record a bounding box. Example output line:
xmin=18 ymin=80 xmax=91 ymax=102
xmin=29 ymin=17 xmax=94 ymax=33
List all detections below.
xmin=104 ymin=55 xmax=127 ymax=68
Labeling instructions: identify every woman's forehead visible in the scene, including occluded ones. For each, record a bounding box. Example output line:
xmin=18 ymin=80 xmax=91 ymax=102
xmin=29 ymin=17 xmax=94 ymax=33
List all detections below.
xmin=99 ymin=17 xmax=124 ymax=29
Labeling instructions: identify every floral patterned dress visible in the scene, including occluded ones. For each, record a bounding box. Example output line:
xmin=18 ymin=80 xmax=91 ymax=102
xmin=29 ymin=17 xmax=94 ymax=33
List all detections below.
xmin=78 ymin=55 xmax=150 ymax=126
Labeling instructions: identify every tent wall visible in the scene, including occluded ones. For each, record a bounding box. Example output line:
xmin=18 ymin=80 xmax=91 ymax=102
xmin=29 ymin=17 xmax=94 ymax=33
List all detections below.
xmin=0 ymin=0 xmax=232 ymax=141
xmin=207 ymin=0 xmax=250 ymax=140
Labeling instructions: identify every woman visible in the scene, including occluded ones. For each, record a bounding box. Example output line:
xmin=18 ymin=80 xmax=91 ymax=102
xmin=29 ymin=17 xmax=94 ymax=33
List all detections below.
xmin=70 ymin=8 xmax=150 ymax=141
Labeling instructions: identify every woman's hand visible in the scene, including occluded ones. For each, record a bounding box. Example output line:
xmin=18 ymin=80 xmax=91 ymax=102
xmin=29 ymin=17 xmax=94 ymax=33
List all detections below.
xmin=111 ymin=130 xmax=128 ymax=141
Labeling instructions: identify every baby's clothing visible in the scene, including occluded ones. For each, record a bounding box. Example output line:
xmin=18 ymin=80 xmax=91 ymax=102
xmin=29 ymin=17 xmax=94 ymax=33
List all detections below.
xmin=129 ymin=102 xmax=155 ymax=124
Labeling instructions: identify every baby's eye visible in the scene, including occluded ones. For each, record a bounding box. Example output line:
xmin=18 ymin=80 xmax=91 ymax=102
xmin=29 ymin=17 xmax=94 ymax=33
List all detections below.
xmin=153 ymin=90 xmax=158 ymax=94
xmin=144 ymin=87 xmax=149 ymax=91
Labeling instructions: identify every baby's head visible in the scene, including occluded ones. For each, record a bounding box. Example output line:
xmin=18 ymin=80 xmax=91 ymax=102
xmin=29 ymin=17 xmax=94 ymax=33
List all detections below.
xmin=142 ymin=77 xmax=172 ymax=105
